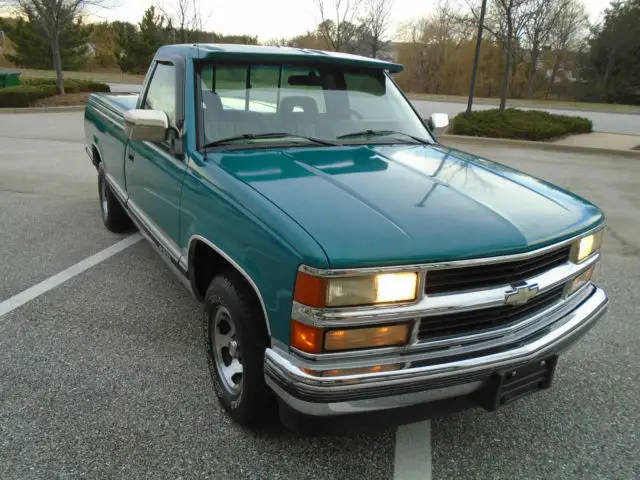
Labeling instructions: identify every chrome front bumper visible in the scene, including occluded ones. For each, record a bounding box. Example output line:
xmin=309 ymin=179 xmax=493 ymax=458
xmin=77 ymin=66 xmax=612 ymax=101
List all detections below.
xmin=264 ymin=286 xmax=608 ymax=417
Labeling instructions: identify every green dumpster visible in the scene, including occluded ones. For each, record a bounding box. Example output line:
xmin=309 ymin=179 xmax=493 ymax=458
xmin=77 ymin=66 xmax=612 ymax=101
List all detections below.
xmin=0 ymin=72 xmax=21 ymax=88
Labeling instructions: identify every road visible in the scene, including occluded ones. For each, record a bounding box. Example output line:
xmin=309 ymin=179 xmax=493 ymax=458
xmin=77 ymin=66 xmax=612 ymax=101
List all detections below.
xmin=413 ymin=100 xmax=640 ymax=136
xmin=107 ymin=82 xmax=640 ymax=135
xmin=1 ymin=111 xmax=639 ymax=479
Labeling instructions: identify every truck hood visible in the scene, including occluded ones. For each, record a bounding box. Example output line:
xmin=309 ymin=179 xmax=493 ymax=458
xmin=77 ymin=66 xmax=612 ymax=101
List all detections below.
xmin=216 ymin=144 xmax=604 ymax=268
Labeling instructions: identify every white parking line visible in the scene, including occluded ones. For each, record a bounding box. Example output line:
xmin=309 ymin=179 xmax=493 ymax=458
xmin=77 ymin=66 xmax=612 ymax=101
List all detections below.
xmin=393 ymin=421 xmax=432 ymax=480
xmin=0 ymin=234 xmax=142 ymax=318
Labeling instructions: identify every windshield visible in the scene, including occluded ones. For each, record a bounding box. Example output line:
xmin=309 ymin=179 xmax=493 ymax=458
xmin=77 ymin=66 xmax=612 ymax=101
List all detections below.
xmin=196 ymin=62 xmax=435 ymax=149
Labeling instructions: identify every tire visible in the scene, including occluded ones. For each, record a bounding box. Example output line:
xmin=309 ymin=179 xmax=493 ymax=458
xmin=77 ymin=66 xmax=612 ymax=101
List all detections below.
xmin=203 ymin=269 xmax=273 ymax=426
xmin=98 ymin=163 xmax=133 ymax=233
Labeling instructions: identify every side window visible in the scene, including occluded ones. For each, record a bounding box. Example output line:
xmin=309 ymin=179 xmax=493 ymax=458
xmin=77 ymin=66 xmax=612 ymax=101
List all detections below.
xmin=143 ymin=62 xmax=176 ymax=126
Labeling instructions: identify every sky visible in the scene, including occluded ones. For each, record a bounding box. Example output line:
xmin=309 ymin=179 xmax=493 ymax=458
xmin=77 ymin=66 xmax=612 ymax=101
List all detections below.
xmin=93 ymin=0 xmax=612 ymax=42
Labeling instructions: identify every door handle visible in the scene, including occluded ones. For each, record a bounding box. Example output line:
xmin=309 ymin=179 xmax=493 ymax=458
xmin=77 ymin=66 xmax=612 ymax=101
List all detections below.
xmin=128 ymin=153 xmax=135 ymax=161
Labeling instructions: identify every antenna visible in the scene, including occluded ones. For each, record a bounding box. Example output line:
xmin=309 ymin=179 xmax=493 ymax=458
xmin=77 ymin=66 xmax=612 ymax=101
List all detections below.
xmin=193 ymin=0 xmax=206 ymax=162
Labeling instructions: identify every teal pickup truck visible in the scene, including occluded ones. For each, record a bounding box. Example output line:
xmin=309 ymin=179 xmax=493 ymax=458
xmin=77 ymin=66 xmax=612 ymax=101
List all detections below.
xmin=84 ymin=44 xmax=608 ymax=430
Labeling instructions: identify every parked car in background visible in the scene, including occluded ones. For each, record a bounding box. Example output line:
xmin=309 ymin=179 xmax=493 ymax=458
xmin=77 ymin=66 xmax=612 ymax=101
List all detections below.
xmin=84 ymin=44 xmax=608 ymax=430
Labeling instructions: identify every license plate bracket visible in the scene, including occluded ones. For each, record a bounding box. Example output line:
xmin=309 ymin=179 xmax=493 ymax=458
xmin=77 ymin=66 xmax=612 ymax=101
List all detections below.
xmin=475 ymin=355 xmax=559 ymax=411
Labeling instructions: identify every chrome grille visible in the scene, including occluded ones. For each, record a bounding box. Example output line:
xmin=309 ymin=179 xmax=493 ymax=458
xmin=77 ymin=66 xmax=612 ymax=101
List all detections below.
xmin=425 ymin=246 xmax=571 ymax=295
xmin=418 ymin=285 xmax=565 ymax=341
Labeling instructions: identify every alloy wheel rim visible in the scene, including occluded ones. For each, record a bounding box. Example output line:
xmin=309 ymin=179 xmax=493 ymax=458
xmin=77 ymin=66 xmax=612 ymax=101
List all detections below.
xmin=212 ymin=306 xmax=243 ymax=396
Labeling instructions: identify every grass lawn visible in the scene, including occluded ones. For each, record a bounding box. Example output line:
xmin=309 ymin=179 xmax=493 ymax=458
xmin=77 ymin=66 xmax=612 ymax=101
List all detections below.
xmin=2 ymin=67 xmax=145 ymax=85
xmin=406 ymin=93 xmax=640 ymax=114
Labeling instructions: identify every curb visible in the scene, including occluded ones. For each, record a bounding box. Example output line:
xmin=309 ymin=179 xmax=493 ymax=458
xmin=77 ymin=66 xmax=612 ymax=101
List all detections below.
xmin=0 ymin=105 xmax=86 ymax=114
xmin=407 ymin=96 xmax=640 ymax=116
xmin=440 ymin=134 xmax=640 ymax=159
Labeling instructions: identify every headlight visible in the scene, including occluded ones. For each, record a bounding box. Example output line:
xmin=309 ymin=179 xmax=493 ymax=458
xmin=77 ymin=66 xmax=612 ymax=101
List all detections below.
xmin=294 ymin=270 xmax=419 ymax=307
xmin=572 ymin=229 xmax=604 ymax=263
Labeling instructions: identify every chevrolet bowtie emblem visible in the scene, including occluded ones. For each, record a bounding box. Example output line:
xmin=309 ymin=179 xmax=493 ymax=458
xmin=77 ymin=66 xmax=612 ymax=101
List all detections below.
xmin=504 ymin=283 xmax=539 ymax=306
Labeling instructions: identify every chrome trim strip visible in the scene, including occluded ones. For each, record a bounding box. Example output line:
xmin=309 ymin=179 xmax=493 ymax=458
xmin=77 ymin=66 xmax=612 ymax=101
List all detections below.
xmin=179 ymin=255 xmax=188 ymax=271
xmin=104 ymin=173 xmax=129 ymax=204
xmin=293 ymin=253 xmax=600 ymax=328
xmin=289 ymin=284 xmax=594 ymax=363
xmin=266 ymin=376 xmax=483 ymax=415
xmin=264 ymin=288 xmax=608 ymax=412
xmin=122 ymin=203 xmax=197 ymax=302
xmin=186 ymin=234 xmax=272 ymax=336
xmin=127 ymin=199 xmax=182 ymax=261
xmin=299 ymin=223 xmax=604 ymax=277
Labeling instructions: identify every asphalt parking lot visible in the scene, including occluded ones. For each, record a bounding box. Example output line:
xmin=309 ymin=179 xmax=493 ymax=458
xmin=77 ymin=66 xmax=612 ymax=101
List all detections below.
xmin=1 ymin=112 xmax=639 ymax=480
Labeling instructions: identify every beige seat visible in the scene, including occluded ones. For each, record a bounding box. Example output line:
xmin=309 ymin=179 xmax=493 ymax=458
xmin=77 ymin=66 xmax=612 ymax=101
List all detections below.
xmin=278 ymin=96 xmax=330 ymax=138
xmin=202 ymin=91 xmax=270 ymax=141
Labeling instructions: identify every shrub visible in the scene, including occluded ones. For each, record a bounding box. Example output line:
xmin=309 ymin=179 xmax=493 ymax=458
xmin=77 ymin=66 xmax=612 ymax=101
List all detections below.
xmin=18 ymin=77 xmax=55 ymax=86
xmin=450 ymin=108 xmax=593 ymax=141
xmin=0 ymin=78 xmax=111 ymax=107
xmin=85 ymin=81 xmax=110 ymax=93
xmin=0 ymin=85 xmax=58 ymax=107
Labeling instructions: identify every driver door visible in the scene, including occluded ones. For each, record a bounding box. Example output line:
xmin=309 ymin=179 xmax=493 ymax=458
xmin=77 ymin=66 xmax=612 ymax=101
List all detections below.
xmin=126 ymin=60 xmax=186 ymax=260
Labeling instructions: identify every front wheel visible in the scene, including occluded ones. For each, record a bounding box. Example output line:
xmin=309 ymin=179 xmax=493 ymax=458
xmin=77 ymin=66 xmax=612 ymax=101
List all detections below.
xmin=203 ymin=270 xmax=273 ymax=426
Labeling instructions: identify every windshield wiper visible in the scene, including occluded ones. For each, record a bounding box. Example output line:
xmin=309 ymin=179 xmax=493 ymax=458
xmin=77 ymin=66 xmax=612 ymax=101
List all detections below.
xmin=203 ymin=132 xmax=337 ymax=149
xmin=336 ymin=129 xmax=430 ymax=144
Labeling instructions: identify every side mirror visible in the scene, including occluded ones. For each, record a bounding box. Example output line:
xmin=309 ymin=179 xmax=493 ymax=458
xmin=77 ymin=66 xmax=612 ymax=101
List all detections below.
xmin=426 ymin=113 xmax=450 ymax=137
xmin=124 ymin=109 xmax=169 ymax=142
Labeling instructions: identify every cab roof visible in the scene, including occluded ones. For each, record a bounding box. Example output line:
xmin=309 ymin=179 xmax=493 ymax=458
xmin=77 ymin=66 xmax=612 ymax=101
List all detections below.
xmin=155 ymin=43 xmax=404 ymax=73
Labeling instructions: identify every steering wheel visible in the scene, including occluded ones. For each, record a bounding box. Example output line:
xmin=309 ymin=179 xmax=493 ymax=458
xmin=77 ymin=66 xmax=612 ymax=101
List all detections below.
xmin=350 ymin=109 xmax=363 ymax=119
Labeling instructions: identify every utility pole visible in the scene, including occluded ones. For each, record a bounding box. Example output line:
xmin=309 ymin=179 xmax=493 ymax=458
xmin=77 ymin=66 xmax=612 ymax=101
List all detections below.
xmin=465 ymin=0 xmax=488 ymax=116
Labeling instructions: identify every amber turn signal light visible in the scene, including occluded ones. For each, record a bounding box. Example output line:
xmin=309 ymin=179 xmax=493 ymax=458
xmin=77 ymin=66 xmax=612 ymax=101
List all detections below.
xmin=293 ymin=271 xmax=327 ymax=308
xmin=291 ymin=320 xmax=323 ymax=354
xmin=324 ymin=324 xmax=410 ymax=351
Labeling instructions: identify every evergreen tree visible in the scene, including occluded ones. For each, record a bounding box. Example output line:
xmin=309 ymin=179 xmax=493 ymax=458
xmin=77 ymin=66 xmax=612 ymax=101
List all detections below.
xmin=1 ymin=11 xmax=90 ymax=70
xmin=90 ymin=21 xmax=119 ymax=68
xmin=580 ymin=0 xmax=640 ymax=104
xmin=116 ymin=6 xmax=172 ymax=74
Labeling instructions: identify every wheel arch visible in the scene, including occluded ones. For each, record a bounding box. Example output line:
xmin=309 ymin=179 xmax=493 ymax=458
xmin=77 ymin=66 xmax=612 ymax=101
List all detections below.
xmin=187 ymin=235 xmax=272 ymax=338
xmin=91 ymin=142 xmax=104 ymax=168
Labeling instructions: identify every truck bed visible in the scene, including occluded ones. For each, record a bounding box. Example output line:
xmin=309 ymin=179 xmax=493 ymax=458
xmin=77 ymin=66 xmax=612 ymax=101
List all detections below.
xmin=88 ymin=92 xmax=139 ymax=120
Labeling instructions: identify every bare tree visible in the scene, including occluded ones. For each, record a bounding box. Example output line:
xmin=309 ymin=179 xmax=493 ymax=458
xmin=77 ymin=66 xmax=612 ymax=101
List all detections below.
xmin=1 ymin=0 xmax=113 ymax=94
xmin=360 ymin=0 xmax=393 ymax=58
xmin=155 ymin=0 xmax=212 ymax=43
xmin=523 ymin=0 xmax=570 ymax=97
xmin=546 ymin=0 xmax=587 ymax=95
xmin=314 ymin=0 xmax=362 ymax=52
xmin=468 ymin=0 xmax=536 ymax=110
xmin=396 ymin=0 xmax=468 ymax=93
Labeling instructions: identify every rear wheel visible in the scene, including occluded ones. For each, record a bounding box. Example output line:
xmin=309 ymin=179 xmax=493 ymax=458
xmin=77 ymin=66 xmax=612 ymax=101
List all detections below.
xmin=203 ymin=270 xmax=273 ymax=426
xmin=97 ymin=163 xmax=133 ymax=233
